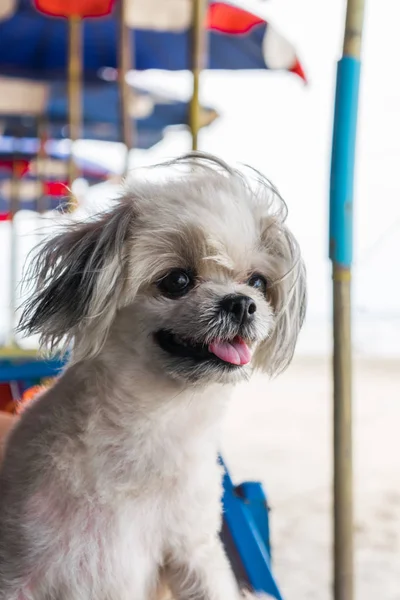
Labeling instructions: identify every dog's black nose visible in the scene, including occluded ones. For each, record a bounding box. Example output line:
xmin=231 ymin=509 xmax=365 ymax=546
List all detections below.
xmin=220 ymin=294 xmax=256 ymax=325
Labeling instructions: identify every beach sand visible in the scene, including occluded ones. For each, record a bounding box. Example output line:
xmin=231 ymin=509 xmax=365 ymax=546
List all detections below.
xmin=222 ymin=357 xmax=400 ymax=600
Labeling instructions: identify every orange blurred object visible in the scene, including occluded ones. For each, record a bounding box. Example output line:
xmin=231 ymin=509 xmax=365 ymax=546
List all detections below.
xmin=34 ymin=0 xmax=114 ymax=18
xmin=16 ymin=385 xmax=48 ymax=414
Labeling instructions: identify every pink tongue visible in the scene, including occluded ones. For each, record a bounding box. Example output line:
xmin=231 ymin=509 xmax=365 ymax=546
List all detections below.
xmin=208 ymin=337 xmax=252 ymax=366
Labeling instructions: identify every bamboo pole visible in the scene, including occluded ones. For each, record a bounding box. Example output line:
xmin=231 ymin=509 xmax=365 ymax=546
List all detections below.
xmin=118 ymin=0 xmax=134 ymax=177
xmin=8 ymin=145 xmax=20 ymax=348
xmin=329 ymin=2 xmax=365 ymax=600
xmin=36 ymin=116 xmax=48 ymax=214
xmin=189 ymin=0 xmax=206 ymax=151
xmin=67 ymin=15 xmax=82 ymax=208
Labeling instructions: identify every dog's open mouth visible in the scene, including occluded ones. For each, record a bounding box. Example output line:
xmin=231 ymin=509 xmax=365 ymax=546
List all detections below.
xmin=155 ymin=330 xmax=252 ymax=366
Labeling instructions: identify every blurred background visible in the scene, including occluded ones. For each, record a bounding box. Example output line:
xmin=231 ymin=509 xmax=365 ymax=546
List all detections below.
xmin=0 ymin=0 xmax=399 ymax=599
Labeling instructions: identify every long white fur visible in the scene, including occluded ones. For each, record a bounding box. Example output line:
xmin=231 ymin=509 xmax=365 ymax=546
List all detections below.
xmin=0 ymin=153 xmax=306 ymax=600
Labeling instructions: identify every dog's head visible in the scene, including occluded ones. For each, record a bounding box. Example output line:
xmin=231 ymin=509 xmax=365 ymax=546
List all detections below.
xmin=19 ymin=153 xmax=306 ymax=385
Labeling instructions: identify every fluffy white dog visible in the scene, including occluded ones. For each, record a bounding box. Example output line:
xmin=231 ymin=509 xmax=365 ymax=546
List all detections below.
xmin=0 ymin=153 xmax=306 ymax=600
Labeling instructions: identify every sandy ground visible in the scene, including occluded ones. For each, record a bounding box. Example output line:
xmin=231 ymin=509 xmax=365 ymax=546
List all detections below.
xmin=222 ymin=358 xmax=400 ymax=600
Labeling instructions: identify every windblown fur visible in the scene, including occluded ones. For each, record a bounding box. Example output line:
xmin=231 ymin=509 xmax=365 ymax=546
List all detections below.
xmin=0 ymin=152 xmax=306 ymax=600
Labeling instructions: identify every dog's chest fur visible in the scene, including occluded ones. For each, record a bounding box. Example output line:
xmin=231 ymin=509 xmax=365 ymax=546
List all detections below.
xmin=25 ymin=463 xmax=222 ymax=599
xmin=7 ymin=384 xmax=228 ymax=599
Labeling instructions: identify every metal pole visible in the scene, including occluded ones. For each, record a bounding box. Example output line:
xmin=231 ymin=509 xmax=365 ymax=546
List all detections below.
xmin=118 ymin=0 xmax=134 ymax=177
xmin=329 ymin=2 xmax=365 ymax=600
xmin=189 ymin=0 xmax=206 ymax=151
xmin=67 ymin=15 xmax=82 ymax=209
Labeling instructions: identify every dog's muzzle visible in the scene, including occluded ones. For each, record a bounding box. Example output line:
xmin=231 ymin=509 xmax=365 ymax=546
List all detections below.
xmin=154 ymin=294 xmax=257 ymax=368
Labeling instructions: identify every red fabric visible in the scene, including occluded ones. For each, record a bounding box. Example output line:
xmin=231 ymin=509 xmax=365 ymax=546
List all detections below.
xmin=44 ymin=181 xmax=68 ymax=196
xmin=290 ymin=59 xmax=307 ymax=83
xmin=0 ymin=384 xmax=14 ymax=412
xmin=207 ymin=2 xmax=264 ymax=35
xmin=34 ymin=0 xmax=114 ymax=18
xmin=0 ymin=159 xmax=30 ymax=176
xmin=0 ymin=181 xmax=68 ymax=206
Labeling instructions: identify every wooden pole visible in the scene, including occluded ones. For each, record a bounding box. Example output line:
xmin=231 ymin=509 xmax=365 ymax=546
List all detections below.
xmin=189 ymin=0 xmax=206 ymax=151
xmin=8 ymin=146 xmax=20 ymax=347
xmin=67 ymin=15 xmax=82 ymax=208
xmin=329 ymin=1 xmax=365 ymax=599
xmin=118 ymin=0 xmax=134 ymax=177
xmin=36 ymin=116 xmax=48 ymax=214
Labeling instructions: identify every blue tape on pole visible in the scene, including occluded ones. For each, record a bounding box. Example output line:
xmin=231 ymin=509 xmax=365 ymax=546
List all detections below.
xmin=329 ymin=56 xmax=361 ymax=267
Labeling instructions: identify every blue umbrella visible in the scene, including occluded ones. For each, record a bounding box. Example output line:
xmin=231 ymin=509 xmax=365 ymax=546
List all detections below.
xmin=0 ymin=82 xmax=218 ymax=142
xmin=0 ymin=136 xmax=120 ymax=178
xmin=0 ymin=136 xmax=119 ymax=215
xmin=0 ymin=82 xmax=218 ymax=215
xmin=0 ymin=0 xmax=305 ymax=81
xmin=1 ymin=118 xmax=164 ymax=147
xmin=0 ymin=0 xmax=304 ymax=180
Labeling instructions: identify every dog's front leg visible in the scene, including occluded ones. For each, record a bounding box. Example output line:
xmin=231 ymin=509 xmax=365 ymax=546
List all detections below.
xmin=166 ymin=537 xmax=240 ymax=600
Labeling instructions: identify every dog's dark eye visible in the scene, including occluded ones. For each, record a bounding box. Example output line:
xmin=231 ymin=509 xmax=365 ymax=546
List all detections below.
xmin=247 ymin=273 xmax=268 ymax=295
xmin=158 ymin=269 xmax=193 ymax=297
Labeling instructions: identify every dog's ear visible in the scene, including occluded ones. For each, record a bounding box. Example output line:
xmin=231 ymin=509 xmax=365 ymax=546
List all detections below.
xmin=253 ymin=220 xmax=307 ymax=376
xmin=18 ymin=198 xmax=135 ymax=360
